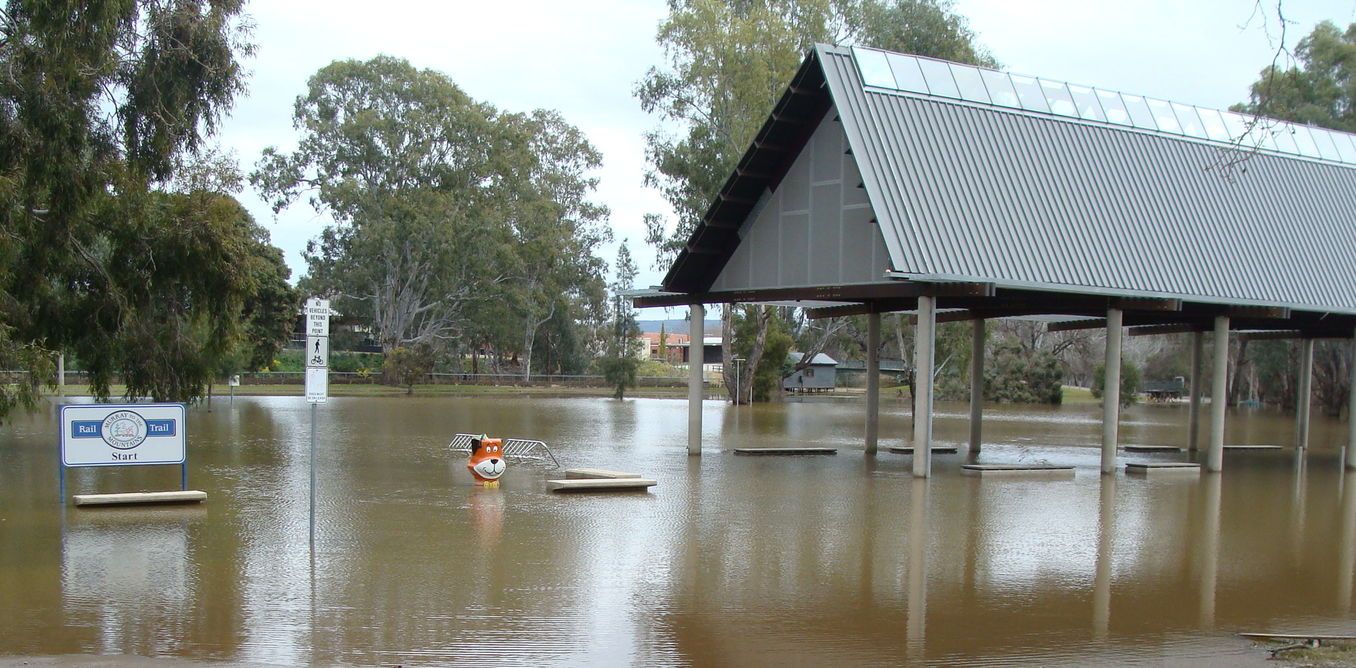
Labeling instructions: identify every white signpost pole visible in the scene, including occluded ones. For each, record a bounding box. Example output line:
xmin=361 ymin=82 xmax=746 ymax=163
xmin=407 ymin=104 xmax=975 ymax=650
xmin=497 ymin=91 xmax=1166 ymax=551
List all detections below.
xmin=304 ymin=298 xmax=330 ymax=549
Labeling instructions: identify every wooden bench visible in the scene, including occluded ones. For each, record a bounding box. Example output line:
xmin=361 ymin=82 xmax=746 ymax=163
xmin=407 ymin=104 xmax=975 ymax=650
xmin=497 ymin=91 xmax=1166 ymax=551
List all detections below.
xmin=1123 ymin=445 xmax=1184 ymax=453
xmin=565 ymin=468 xmax=641 ymax=479
xmin=733 ymin=447 xmax=837 ymax=456
xmin=74 ymin=491 xmax=207 ymax=506
xmin=961 ymin=464 xmax=1075 ymax=479
xmin=547 ymin=478 xmax=657 ymax=492
xmin=888 ymin=446 xmax=959 ymax=454
xmin=1126 ymin=462 xmax=1199 ymax=477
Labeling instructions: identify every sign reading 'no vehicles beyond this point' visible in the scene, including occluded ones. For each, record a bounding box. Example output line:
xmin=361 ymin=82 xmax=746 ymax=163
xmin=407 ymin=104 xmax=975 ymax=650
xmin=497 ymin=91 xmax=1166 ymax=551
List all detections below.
xmin=60 ymin=404 xmax=186 ymax=466
xmin=305 ymin=298 xmax=331 ymax=403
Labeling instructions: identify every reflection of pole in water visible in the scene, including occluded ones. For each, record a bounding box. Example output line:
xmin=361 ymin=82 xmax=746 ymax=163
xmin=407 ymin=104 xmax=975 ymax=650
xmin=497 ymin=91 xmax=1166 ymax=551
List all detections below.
xmin=906 ymin=478 xmax=928 ymax=661
xmin=1093 ymin=476 xmax=1116 ymax=640
xmin=1338 ymin=468 xmax=1356 ymax=611
xmin=1290 ymin=448 xmax=1307 ymax=567
xmin=1198 ymin=473 xmax=1222 ymax=629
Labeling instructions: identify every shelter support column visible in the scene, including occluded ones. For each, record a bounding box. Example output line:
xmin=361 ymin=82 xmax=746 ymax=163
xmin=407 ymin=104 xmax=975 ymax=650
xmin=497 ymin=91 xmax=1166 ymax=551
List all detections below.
xmin=865 ymin=311 xmax=880 ymax=455
xmin=1348 ymin=334 xmax=1356 ymax=469
xmin=1207 ymin=316 xmax=1230 ymax=473
xmin=1296 ymin=338 xmax=1314 ymax=449
xmin=1188 ymin=331 xmax=1204 ymax=452
xmin=688 ymin=302 xmax=704 ymax=456
xmin=912 ymin=296 xmax=936 ymax=478
xmin=969 ymin=319 xmax=984 ymax=453
xmin=1101 ymin=308 xmax=1123 ymax=475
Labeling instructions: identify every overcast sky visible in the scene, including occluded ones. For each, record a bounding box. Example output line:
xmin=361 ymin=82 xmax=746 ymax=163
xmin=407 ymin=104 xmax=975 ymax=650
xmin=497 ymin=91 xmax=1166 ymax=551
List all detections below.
xmin=217 ymin=0 xmax=1356 ymax=299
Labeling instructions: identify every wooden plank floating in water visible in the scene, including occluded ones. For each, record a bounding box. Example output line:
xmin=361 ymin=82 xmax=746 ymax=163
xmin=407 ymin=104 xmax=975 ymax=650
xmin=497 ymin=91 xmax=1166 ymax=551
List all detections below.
xmin=888 ymin=446 xmax=959 ymax=454
xmin=565 ymin=468 xmax=641 ymax=479
xmin=1126 ymin=462 xmax=1200 ymax=477
xmin=733 ymin=447 xmax=837 ymax=455
xmin=74 ymin=491 xmax=207 ymax=506
xmin=1224 ymin=445 xmax=1284 ymax=451
xmin=1122 ymin=445 xmax=1184 ymax=453
xmin=547 ymin=478 xmax=657 ymax=492
xmin=1239 ymin=632 xmax=1356 ymax=642
xmin=961 ymin=464 xmax=1075 ymax=479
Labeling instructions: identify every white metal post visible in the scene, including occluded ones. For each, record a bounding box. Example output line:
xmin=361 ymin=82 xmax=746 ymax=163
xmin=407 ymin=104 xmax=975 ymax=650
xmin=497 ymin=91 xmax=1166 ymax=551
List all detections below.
xmin=57 ymin=352 xmax=65 ymax=399
xmin=1188 ymin=331 xmax=1204 ymax=452
xmin=865 ymin=312 xmax=880 ymax=455
xmin=1102 ymin=308 xmax=1123 ymax=475
xmin=1296 ymin=338 xmax=1314 ymax=449
xmin=688 ymin=303 xmax=705 ymax=456
xmin=1208 ymin=316 xmax=1230 ymax=473
xmin=969 ymin=319 xmax=985 ymax=453
xmin=1348 ymin=334 xmax=1356 ymax=469
xmin=913 ymin=296 xmax=936 ymax=478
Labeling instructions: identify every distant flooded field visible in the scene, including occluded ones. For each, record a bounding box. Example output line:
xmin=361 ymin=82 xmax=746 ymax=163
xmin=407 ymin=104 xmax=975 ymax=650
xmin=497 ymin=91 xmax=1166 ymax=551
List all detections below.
xmin=1 ymin=395 xmax=1351 ymax=665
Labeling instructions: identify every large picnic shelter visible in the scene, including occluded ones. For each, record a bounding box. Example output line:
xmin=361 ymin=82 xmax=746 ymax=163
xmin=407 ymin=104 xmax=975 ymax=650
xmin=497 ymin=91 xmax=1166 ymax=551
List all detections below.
xmin=635 ymin=44 xmax=1356 ymax=477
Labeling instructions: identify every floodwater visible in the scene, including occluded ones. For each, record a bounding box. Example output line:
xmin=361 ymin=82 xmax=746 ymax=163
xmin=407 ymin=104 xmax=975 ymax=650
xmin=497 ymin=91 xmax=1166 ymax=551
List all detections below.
xmin=2 ymin=394 xmax=1354 ymax=666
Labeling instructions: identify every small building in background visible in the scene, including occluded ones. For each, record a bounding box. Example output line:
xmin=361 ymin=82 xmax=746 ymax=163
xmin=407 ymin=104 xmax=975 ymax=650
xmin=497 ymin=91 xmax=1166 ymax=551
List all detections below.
xmin=638 ymin=331 xmax=689 ymax=363
xmin=783 ymin=353 xmax=838 ymax=393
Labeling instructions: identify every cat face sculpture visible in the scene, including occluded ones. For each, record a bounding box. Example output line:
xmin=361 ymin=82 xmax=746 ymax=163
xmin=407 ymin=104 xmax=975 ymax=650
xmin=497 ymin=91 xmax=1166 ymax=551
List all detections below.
xmin=468 ymin=435 xmax=506 ymax=484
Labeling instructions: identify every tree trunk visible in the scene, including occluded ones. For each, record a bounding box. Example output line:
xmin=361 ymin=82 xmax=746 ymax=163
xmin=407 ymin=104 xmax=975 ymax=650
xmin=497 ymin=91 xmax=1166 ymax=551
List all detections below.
xmin=1227 ymin=338 xmax=1249 ymax=407
xmin=381 ymin=340 xmax=400 ymax=386
xmin=742 ymin=306 xmax=773 ymax=403
xmin=721 ymin=307 xmax=737 ymax=403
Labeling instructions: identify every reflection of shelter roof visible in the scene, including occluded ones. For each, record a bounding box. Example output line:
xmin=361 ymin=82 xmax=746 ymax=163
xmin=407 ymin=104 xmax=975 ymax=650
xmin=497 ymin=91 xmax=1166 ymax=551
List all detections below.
xmin=637 ymin=43 xmax=1356 ymax=337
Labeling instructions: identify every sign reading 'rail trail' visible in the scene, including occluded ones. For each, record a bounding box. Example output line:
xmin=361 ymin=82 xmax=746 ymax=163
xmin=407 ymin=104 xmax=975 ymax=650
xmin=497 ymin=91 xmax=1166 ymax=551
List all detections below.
xmin=60 ymin=404 xmax=186 ymax=467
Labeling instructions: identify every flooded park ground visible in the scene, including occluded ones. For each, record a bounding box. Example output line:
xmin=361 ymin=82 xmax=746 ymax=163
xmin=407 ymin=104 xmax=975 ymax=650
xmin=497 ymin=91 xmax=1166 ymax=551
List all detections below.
xmin=2 ymin=394 xmax=1354 ymax=666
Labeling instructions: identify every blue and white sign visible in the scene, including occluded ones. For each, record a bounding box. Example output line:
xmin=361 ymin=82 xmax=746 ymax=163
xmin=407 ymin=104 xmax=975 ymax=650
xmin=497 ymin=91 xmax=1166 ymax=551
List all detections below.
xmin=60 ymin=404 xmax=186 ymax=467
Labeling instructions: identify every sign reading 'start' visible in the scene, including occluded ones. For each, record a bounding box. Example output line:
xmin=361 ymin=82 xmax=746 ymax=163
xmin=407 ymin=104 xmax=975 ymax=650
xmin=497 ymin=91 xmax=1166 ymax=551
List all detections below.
xmin=60 ymin=404 xmax=186 ymax=467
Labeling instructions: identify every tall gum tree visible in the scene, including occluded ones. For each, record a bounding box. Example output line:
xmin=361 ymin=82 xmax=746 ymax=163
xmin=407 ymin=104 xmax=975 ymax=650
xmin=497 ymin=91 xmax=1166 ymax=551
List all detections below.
xmin=637 ymin=0 xmax=993 ymax=403
xmin=0 ymin=0 xmax=287 ymax=412
xmin=255 ymin=57 xmax=610 ymax=381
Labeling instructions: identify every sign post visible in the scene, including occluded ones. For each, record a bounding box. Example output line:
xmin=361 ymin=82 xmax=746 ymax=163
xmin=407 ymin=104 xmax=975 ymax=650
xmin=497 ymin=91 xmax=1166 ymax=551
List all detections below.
xmin=59 ymin=404 xmax=187 ymax=501
xmin=304 ymin=298 xmax=331 ymax=548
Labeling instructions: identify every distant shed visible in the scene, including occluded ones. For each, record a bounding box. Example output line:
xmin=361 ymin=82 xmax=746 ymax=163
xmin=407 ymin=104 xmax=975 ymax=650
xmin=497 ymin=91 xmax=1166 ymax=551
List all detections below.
xmin=784 ymin=353 xmax=838 ymax=392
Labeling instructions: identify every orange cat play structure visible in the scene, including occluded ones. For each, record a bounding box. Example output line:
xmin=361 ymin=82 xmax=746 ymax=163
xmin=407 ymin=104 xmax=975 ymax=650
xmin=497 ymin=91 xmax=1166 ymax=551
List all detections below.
xmin=467 ymin=435 xmax=507 ymax=485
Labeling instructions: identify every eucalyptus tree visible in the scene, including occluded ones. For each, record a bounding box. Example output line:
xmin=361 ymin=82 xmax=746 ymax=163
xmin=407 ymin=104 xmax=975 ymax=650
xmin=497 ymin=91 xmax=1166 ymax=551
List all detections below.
xmin=637 ymin=0 xmax=992 ymax=403
xmin=499 ymin=110 xmax=611 ymax=381
xmin=0 ymin=0 xmax=276 ymax=413
xmin=254 ymin=56 xmax=506 ymax=367
xmin=255 ymin=57 xmax=610 ymax=382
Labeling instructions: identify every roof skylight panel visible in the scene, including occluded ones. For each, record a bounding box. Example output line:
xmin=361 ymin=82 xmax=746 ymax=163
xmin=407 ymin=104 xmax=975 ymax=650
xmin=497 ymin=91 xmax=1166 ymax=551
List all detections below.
xmin=1039 ymin=80 xmax=1078 ymax=117
xmin=853 ymin=47 xmax=897 ymax=88
xmin=886 ymin=53 xmax=929 ymax=93
xmin=949 ymin=63 xmax=991 ymax=103
xmin=917 ymin=58 xmax=960 ymax=98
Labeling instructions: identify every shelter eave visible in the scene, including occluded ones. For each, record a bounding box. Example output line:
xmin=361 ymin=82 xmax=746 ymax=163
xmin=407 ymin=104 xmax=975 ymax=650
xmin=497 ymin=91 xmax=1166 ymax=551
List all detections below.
xmin=660 ymin=50 xmax=834 ymax=294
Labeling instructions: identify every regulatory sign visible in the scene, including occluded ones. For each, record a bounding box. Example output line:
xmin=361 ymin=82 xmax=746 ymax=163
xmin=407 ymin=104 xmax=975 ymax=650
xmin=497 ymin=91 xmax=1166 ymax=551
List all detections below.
xmin=60 ymin=404 xmax=186 ymax=467
xmin=305 ymin=367 xmax=328 ymax=403
xmin=306 ymin=336 xmax=328 ymax=368
xmin=306 ymin=298 xmax=330 ymax=337
xmin=304 ymin=297 xmax=331 ymax=404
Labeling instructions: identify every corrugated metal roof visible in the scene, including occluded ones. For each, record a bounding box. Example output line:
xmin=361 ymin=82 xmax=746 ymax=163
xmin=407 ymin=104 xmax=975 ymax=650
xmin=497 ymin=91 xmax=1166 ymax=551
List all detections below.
xmin=819 ymin=45 xmax=1356 ymax=314
xmin=789 ymin=352 xmax=838 ymax=366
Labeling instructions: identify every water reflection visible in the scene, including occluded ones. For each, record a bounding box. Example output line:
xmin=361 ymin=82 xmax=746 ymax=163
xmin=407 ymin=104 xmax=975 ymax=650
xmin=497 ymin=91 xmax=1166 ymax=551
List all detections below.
xmin=0 ymin=396 xmax=1352 ymax=664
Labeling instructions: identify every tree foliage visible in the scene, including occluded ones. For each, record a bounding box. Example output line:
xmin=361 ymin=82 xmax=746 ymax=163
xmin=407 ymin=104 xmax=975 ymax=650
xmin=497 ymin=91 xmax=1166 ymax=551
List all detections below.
xmin=984 ymin=340 xmax=1063 ymax=405
xmin=0 ymin=0 xmax=292 ymax=414
xmin=1234 ymin=21 xmax=1355 ymax=132
xmin=600 ymin=241 xmax=642 ymax=399
xmin=1092 ymin=360 xmax=1141 ymax=406
xmin=254 ymin=57 xmax=609 ymax=381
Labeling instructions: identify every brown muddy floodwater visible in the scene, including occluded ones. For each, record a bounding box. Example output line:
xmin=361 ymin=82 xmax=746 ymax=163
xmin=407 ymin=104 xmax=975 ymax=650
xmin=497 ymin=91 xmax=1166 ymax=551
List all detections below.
xmin=1 ymin=394 xmax=1354 ymax=666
